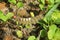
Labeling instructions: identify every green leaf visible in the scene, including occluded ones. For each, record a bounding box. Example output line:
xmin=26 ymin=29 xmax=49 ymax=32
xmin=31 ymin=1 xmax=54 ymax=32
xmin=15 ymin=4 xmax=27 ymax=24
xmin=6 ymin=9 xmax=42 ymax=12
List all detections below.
xmin=55 ymin=0 xmax=60 ymax=3
xmin=40 ymin=0 xmax=45 ymax=4
xmin=25 ymin=24 xmax=30 ymax=29
xmin=47 ymin=0 xmax=54 ymax=4
xmin=40 ymin=29 xmax=47 ymax=37
xmin=38 ymin=0 xmax=45 ymax=4
xmin=48 ymin=24 xmax=57 ymax=39
xmin=48 ymin=5 xmax=54 ymax=10
xmin=43 ymin=3 xmax=59 ymax=23
xmin=49 ymin=24 xmax=57 ymax=30
xmin=51 ymin=10 xmax=60 ymax=24
xmin=0 ymin=11 xmax=14 ymax=21
xmin=48 ymin=27 xmax=60 ymax=40
xmin=17 ymin=2 xmax=24 ymax=8
xmin=28 ymin=36 xmax=36 ymax=40
xmin=39 ymin=4 xmax=44 ymax=10
xmin=38 ymin=0 xmax=40 ymax=3
xmin=6 ymin=12 xmax=14 ymax=19
xmin=53 ymin=29 xmax=60 ymax=40
xmin=8 ymin=0 xmax=16 ymax=4
xmin=16 ymin=30 xmax=23 ymax=38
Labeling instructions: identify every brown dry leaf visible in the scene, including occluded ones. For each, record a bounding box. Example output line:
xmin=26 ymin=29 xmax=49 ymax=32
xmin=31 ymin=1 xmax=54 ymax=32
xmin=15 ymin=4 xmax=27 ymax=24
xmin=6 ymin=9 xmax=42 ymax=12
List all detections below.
xmin=17 ymin=9 xmax=30 ymax=17
xmin=4 ymin=34 xmax=13 ymax=40
xmin=0 ymin=2 xmax=6 ymax=9
xmin=0 ymin=2 xmax=8 ymax=14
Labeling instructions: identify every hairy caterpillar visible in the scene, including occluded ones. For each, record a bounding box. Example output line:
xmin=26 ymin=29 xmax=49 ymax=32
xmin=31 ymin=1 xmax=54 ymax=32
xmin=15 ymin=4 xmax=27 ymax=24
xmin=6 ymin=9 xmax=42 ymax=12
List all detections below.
xmin=0 ymin=2 xmax=45 ymax=25
xmin=16 ymin=2 xmax=45 ymax=25
xmin=17 ymin=11 xmax=45 ymax=25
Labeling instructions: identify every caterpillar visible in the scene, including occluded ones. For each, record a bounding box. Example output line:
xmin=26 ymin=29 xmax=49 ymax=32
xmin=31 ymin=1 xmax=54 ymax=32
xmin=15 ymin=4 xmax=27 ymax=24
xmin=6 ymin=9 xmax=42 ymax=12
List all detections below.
xmin=17 ymin=11 xmax=45 ymax=25
xmin=0 ymin=1 xmax=45 ymax=25
xmin=15 ymin=2 xmax=45 ymax=25
xmin=15 ymin=2 xmax=46 ymax=25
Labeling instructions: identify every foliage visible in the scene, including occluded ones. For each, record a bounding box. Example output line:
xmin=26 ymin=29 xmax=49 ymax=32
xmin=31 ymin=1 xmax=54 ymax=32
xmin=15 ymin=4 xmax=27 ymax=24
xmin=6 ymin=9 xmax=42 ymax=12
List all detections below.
xmin=25 ymin=24 xmax=31 ymax=29
xmin=53 ymin=29 xmax=60 ymax=40
xmin=38 ymin=0 xmax=45 ymax=10
xmin=39 ymin=4 xmax=44 ymax=10
xmin=16 ymin=30 xmax=23 ymax=38
xmin=51 ymin=10 xmax=60 ymax=24
xmin=38 ymin=1 xmax=60 ymax=40
xmin=17 ymin=2 xmax=24 ymax=8
xmin=28 ymin=36 xmax=36 ymax=40
xmin=44 ymin=8 xmax=60 ymax=24
xmin=55 ymin=0 xmax=60 ymax=3
xmin=38 ymin=0 xmax=60 ymax=10
xmin=8 ymin=0 xmax=24 ymax=8
xmin=47 ymin=0 xmax=54 ymax=4
xmin=40 ymin=29 xmax=47 ymax=37
xmin=0 ymin=11 xmax=14 ymax=22
xmin=48 ymin=24 xmax=60 ymax=40
xmin=48 ymin=24 xmax=57 ymax=39
xmin=38 ymin=0 xmax=45 ymax=4
xmin=8 ymin=0 xmax=16 ymax=4
xmin=43 ymin=3 xmax=59 ymax=23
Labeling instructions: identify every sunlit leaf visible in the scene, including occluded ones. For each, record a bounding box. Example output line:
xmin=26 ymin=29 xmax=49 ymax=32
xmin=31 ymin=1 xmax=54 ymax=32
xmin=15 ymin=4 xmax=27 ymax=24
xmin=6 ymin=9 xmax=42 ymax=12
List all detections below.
xmin=55 ymin=0 xmax=60 ymax=3
xmin=53 ymin=29 xmax=60 ymax=40
xmin=8 ymin=0 xmax=16 ymax=4
xmin=28 ymin=36 xmax=36 ymax=40
xmin=16 ymin=30 xmax=23 ymax=38
xmin=0 ymin=11 xmax=14 ymax=21
xmin=41 ymin=0 xmax=45 ymax=4
xmin=48 ymin=0 xmax=54 ymax=4
xmin=43 ymin=3 xmax=59 ymax=23
xmin=38 ymin=0 xmax=45 ymax=4
xmin=17 ymin=2 xmax=24 ymax=8
xmin=51 ymin=10 xmax=60 ymax=24
xmin=48 ymin=24 xmax=57 ymax=39
xmin=39 ymin=4 xmax=44 ymax=10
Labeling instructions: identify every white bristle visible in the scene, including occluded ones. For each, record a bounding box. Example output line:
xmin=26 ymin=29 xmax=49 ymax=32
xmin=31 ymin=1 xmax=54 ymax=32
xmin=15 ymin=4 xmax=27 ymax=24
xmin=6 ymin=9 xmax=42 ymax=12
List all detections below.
xmin=28 ymin=18 xmax=31 ymax=21
xmin=26 ymin=18 xmax=29 ymax=21
xmin=23 ymin=18 xmax=26 ymax=21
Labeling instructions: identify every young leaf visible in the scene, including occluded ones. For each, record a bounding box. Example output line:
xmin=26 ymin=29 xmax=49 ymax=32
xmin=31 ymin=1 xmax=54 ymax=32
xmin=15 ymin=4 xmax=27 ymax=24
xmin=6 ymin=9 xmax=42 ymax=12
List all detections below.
xmin=47 ymin=0 xmax=54 ymax=4
xmin=40 ymin=0 xmax=45 ymax=4
xmin=8 ymin=0 xmax=16 ymax=4
xmin=25 ymin=24 xmax=30 ymax=29
xmin=48 ymin=24 xmax=57 ymax=39
xmin=6 ymin=12 xmax=14 ymax=19
xmin=16 ymin=30 xmax=23 ymax=38
xmin=43 ymin=3 xmax=59 ymax=23
xmin=39 ymin=4 xmax=44 ymax=10
xmin=53 ymin=29 xmax=60 ymax=40
xmin=28 ymin=36 xmax=36 ymax=40
xmin=48 ymin=25 xmax=60 ymax=40
xmin=55 ymin=0 xmax=60 ymax=3
xmin=0 ymin=11 xmax=14 ymax=21
xmin=40 ymin=29 xmax=47 ymax=37
xmin=38 ymin=0 xmax=45 ymax=4
xmin=17 ymin=2 xmax=24 ymax=8
xmin=51 ymin=10 xmax=60 ymax=24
